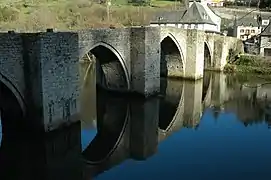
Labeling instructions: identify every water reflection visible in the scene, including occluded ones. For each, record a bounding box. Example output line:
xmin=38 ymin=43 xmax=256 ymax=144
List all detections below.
xmin=3 ymin=69 xmax=271 ymax=179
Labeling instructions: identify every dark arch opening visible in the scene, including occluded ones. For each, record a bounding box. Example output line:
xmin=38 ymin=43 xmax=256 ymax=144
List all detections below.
xmin=160 ymin=36 xmax=184 ymax=79
xmin=204 ymin=42 xmax=212 ymax=70
xmin=158 ymin=78 xmax=183 ymax=131
xmin=0 ymin=81 xmax=25 ymax=173
xmin=81 ymin=45 xmax=128 ymax=91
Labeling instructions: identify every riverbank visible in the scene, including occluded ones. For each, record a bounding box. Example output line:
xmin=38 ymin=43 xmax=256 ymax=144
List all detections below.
xmin=223 ymin=54 xmax=271 ymax=75
xmin=0 ymin=0 xmax=183 ymax=31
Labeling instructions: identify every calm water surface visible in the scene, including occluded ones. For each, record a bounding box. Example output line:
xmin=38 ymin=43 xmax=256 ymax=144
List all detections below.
xmin=1 ymin=61 xmax=271 ymax=180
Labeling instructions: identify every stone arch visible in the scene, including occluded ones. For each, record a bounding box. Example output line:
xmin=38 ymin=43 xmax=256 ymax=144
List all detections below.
xmin=204 ymin=42 xmax=212 ymax=70
xmin=81 ymin=42 xmax=130 ymax=90
xmin=0 ymin=73 xmax=25 ymax=140
xmin=160 ymin=33 xmax=185 ymax=78
xmin=0 ymin=73 xmax=25 ymax=115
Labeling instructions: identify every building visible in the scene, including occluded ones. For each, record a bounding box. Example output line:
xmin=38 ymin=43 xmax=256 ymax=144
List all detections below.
xmin=150 ymin=0 xmax=221 ymax=33
xmin=205 ymin=0 xmax=224 ymax=7
xmin=229 ymin=16 xmax=270 ymax=42
xmin=259 ymin=22 xmax=271 ymax=56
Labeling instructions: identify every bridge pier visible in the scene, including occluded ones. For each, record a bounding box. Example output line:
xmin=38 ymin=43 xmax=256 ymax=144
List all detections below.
xmin=185 ymin=30 xmax=205 ymax=80
xmin=183 ymin=80 xmax=203 ymax=128
xmin=130 ymin=27 xmax=161 ymax=97
xmin=213 ymin=36 xmax=228 ymax=71
xmin=22 ymin=32 xmax=80 ymax=132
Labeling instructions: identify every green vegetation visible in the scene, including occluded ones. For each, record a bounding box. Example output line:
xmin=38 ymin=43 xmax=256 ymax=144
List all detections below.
xmin=0 ymin=0 xmax=183 ymax=31
xmin=224 ymin=54 xmax=271 ymax=75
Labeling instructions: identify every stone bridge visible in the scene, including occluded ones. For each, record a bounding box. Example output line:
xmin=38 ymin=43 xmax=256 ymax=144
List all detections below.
xmin=0 ymin=27 xmax=242 ymax=133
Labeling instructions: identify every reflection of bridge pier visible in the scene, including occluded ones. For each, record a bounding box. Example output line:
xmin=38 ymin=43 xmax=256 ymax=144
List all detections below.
xmin=183 ymin=80 xmax=203 ymax=128
xmin=0 ymin=122 xmax=83 ymax=180
xmin=210 ymin=73 xmax=227 ymax=108
xmin=44 ymin=122 xmax=83 ymax=180
xmin=130 ymin=98 xmax=159 ymax=160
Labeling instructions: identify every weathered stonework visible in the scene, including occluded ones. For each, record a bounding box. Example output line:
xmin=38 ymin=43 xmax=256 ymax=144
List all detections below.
xmin=0 ymin=27 xmax=242 ymax=132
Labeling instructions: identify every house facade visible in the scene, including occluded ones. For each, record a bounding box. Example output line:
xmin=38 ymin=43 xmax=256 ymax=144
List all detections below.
xmin=150 ymin=0 xmax=221 ymax=33
xmin=205 ymin=0 xmax=224 ymax=7
xmin=231 ymin=16 xmax=270 ymax=41
xmin=259 ymin=22 xmax=271 ymax=56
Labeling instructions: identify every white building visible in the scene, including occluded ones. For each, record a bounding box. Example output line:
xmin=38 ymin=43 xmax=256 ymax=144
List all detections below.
xmin=150 ymin=0 xmax=221 ymax=33
xmin=232 ymin=16 xmax=270 ymax=41
xmin=205 ymin=0 xmax=224 ymax=7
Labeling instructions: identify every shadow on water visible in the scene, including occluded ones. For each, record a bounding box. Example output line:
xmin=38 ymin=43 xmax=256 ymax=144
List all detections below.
xmin=159 ymin=78 xmax=183 ymax=131
xmin=4 ymin=70 xmax=271 ymax=179
xmin=0 ymin=121 xmax=83 ymax=180
xmin=82 ymin=91 xmax=129 ymax=164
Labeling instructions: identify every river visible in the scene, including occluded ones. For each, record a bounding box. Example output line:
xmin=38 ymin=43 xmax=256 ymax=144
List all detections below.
xmin=1 ymin=61 xmax=271 ymax=179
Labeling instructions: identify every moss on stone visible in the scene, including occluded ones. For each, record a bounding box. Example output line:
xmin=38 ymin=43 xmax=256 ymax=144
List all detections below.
xmin=224 ymin=54 xmax=271 ymax=75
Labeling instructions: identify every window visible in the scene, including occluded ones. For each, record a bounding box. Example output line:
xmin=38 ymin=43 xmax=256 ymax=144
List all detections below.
xmin=240 ymin=35 xmax=244 ymax=39
xmin=245 ymin=29 xmax=250 ymax=34
xmin=262 ymin=20 xmax=270 ymax=26
xmin=251 ymin=30 xmax=255 ymax=33
xmin=240 ymin=29 xmax=244 ymax=33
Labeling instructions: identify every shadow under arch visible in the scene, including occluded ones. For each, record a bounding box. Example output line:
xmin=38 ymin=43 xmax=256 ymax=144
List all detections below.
xmin=204 ymin=42 xmax=212 ymax=70
xmin=158 ymin=78 xmax=185 ymax=141
xmin=81 ymin=42 xmax=130 ymax=90
xmin=0 ymin=75 xmax=25 ymax=149
xmin=82 ymin=91 xmax=129 ymax=165
xmin=0 ymin=73 xmax=25 ymax=115
xmin=160 ymin=34 xmax=185 ymax=78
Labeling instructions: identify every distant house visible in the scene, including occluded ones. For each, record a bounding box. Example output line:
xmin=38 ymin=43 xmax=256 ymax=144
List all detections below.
xmin=259 ymin=22 xmax=271 ymax=56
xmin=205 ymin=0 xmax=224 ymax=7
xmin=229 ymin=16 xmax=270 ymax=42
xmin=150 ymin=0 xmax=221 ymax=33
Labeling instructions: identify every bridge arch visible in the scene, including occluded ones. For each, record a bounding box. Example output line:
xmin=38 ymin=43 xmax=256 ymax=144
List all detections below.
xmin=204 ymin=42 xmax=212 ymax=70
xmin=160 ymin=33 xmax=185 ymax=78
xmin=0 ymin=73 xmax=25 ymax=115
xmin=0 ymin=73 xmax=25 ymax=143
xmin=81 ymin=42 xmax=130 ymax=90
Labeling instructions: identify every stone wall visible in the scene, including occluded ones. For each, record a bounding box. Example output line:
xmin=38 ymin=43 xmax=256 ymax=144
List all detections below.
xmin=0 ymin=27 xmax=243 ymax=133
xmin=0 ymin=31 xmax=80 ymax=132
xmin=130 ymin=27 xmax=161 ymax=96
xmin=0 ymin=32 xmax=25 ymax=113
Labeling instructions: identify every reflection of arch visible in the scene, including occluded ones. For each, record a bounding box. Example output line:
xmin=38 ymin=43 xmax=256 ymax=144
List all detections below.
xmin=82 ymin=42 xmax=130 ymax=90
xmin=0 ymin=73 xmax=26 ymax=115
xmin=158 ymin=92 xmax=185 ymax=141
xmin=158 ymin=79 xmax=185 ymax=141
xmin=160 ymin=33 xmax=185 ymax=77
xmin=82 ymin=93 xmax=129 ymax=165
xmin=202 ymin=72 xmax=212 ymax=105
xmin=204 ymin=42 xmax=212 ymax=69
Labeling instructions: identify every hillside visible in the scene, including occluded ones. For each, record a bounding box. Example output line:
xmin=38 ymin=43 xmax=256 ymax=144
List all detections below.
xmin=0 ymin=0 xmax=270 ymax=32
xmin=0 ymin=0 xmax=184 ymax=32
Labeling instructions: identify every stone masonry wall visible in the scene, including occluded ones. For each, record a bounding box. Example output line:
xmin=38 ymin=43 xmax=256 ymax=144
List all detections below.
xmin=38 ymin=32 xmax=80 ymax=132
xmin=130 ymin=27 xmax=161 ymax=96
xmin=0 ymin=32 xmax=25 ymax=112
